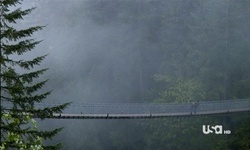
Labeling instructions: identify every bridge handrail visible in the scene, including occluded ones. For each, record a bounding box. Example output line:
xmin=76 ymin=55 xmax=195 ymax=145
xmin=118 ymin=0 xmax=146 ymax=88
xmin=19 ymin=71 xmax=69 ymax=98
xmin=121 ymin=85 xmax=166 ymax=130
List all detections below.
xmin=2 ymin=98 xmax=250 ymax=106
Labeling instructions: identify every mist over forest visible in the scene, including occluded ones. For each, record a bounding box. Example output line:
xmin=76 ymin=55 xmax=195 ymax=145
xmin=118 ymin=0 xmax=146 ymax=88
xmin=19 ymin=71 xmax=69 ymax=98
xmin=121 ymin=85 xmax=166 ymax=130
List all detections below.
xmin=19 ymin=0 xmax=250 ymax=149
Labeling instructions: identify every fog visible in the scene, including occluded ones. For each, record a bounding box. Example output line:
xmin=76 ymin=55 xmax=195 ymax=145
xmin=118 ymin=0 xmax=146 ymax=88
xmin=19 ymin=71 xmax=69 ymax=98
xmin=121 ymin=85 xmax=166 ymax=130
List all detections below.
xmin=28 ymin=1 xmax=147 ymax=104
xmin=17 ymin=0 xmax=250 ymax=149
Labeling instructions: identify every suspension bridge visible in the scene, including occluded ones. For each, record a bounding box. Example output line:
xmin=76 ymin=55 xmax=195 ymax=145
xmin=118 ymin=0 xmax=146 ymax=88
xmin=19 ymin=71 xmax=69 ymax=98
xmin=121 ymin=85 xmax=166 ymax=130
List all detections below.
xmin=2 ymin=99 xmax=250 ymax=119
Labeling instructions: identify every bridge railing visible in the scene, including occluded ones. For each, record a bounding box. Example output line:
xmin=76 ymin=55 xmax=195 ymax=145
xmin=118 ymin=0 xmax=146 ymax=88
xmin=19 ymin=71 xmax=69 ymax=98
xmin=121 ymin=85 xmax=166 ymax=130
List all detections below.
xmin=2 ymin=99 xmax=250 ymax=115
xmin=198 ymin=99 xmax=250 ymax=113
xmin=59 ymin=99 xmax=250 ymax=114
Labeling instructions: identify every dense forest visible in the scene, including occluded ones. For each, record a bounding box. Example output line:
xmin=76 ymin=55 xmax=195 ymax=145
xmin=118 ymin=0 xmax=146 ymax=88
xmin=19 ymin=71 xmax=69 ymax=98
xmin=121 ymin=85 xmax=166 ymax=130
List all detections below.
xmin=12 ymin=0 xmax=250 ymax=149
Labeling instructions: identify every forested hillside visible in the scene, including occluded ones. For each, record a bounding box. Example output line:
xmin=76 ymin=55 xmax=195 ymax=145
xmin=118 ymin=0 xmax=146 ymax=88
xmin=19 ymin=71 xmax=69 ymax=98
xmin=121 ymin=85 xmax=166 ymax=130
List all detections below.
xmin=23 ymin=0 xmax=250 ymax=149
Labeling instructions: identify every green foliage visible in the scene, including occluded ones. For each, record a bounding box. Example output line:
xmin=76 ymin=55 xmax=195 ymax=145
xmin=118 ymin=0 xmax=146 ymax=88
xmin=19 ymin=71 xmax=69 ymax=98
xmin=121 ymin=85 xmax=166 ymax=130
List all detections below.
xmin=154 ymin=75 xmax=207 ymax=103
xmin=0 ymin=0 xmax=69 ymax=149
xmin=134 ymin=1 xmax=250 ymax=149
xmin=231 ymin=79 xmax=250 ymax=98
xmin=1 ymin=112 xmax=44 ymax=150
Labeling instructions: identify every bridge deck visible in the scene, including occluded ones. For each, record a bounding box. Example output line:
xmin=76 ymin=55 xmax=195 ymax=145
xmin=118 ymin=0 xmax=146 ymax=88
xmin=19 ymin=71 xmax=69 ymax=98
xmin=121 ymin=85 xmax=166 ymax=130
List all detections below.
xmin=2 ymin=99 xmax=250 ymax=119
xmin=50 ymin=108 xmax=250 ymax=119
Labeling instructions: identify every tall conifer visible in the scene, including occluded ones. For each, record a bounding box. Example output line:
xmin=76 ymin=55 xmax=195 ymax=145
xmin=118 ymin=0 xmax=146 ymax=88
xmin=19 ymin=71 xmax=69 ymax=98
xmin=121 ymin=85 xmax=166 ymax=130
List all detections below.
xmin=0 ymin=0 xmax=69 ymax=149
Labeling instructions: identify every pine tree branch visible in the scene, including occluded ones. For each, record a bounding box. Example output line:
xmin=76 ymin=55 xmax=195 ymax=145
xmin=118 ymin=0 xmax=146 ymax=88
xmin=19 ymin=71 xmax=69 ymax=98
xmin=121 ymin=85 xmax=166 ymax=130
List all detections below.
xmin=36 ymin=128 xmax=63 ymax=140
xmin=12 ymin=91 xmax=52 ymax=104
xmin=2 ymin=39 xmax=42 ymax=55
xmin=2 ymin=80 xmax=48 ymax=95
xmin=19 ymin=55 xmax=47 ymax=70
xmin=2 ymin=26 xmax=44 ymax=41
xmin=18 ymin=68 xmax=48 ymax=83
xmin=3 ymin=55 xmax=47 ymax=70
xmin=0 ymin=67 xmax=19 ymax=81
xmin=3 ymin=8 xmax=35 ymax=23
xmin=2 ymin=0 xmax=20 ymax=7
xmin=2 ymin=122 xmax=63 ymax=138
xmin=24 ymin=80 xmax=49 ymax=94
xmin=31 ymin=102 xmax=71 ymax=119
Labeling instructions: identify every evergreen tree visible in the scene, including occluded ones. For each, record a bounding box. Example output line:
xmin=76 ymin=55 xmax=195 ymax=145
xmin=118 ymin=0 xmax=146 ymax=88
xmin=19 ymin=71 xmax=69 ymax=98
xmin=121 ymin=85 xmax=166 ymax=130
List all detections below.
xmin=0 ymin=0 xmax=69 ymax=149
